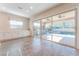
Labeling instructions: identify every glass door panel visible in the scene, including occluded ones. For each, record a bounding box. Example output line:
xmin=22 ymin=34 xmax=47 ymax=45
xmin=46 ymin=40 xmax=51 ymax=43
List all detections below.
xmin=44 ymin=23 xmax=52 ymax=40
xmin=33 ymin=20 xmax=41 ymax=38
xmin=51 ymin=10 xmax=76 ymax=47
xmin=41 ymin=19 xmax=47 ymax=40
xmin=41 ymin=18 xmax=52 ymax=40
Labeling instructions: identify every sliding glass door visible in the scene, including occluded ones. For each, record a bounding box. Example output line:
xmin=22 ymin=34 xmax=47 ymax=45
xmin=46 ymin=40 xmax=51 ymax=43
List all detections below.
xmin=33 ymin=20 xmax=41 ymax=38
xmin=33 ymin=9 xmax=76 ymax=48
xmin=41 ymin=22 xmax=52 ymax=40
xmin=41 ymin=18 xmax=52 ymax=40
xmin=51 ymin=10 xmax=76 ymax=47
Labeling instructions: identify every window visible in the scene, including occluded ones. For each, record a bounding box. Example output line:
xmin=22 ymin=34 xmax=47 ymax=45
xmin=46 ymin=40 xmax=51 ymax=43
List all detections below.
xmin=10 ymin=20 xmax=23 ymax=29
xmin=64 ymin=19 xmax=75 ymax=28
xmin=52 ymin=21 xmax=63 ymax=29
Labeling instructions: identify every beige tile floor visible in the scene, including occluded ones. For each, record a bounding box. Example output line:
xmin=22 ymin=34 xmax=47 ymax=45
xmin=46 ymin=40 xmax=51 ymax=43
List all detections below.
xmin=0 ymin=37 xmax=79 ymax=56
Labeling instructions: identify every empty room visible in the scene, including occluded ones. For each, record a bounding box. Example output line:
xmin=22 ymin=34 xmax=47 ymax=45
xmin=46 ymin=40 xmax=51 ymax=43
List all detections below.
xmin=0 ymin=3 xmax=79 ymax=56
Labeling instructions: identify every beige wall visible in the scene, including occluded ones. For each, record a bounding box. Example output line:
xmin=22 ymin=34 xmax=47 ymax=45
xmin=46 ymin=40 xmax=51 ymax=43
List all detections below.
xmin=30 ymin=3 xmax=79 ymax=49
xmin=0 ymin=12 xmax=29 ymax=32
xmin=0 ymin=12 xmax=30 ymax=41
xmin=0 ymin=12 xmax=10 ymax=32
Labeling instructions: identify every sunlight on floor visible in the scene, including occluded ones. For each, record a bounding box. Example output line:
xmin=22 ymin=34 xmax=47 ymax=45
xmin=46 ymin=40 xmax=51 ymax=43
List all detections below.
xmin=44 ymin=34 xmax=75 ymax=47
xmin=52 ymin=36 xmax=63 ymax=42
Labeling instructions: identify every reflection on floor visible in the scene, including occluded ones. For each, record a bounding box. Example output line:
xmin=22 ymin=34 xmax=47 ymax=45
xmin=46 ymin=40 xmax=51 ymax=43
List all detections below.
xmin=42 ymin=34 xmax=75 ymax=47
xmin=0 ymin=37 xmax=79 ymax=56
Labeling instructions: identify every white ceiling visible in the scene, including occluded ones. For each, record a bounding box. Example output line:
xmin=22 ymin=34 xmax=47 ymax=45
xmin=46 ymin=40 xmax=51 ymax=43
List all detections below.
xmin=0 ymin=3 xmax=59 ymax=18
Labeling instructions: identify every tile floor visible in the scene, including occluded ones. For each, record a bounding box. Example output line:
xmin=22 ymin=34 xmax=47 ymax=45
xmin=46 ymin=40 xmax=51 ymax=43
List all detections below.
xmin=0 ymin=37 xmax=79 ymax=56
